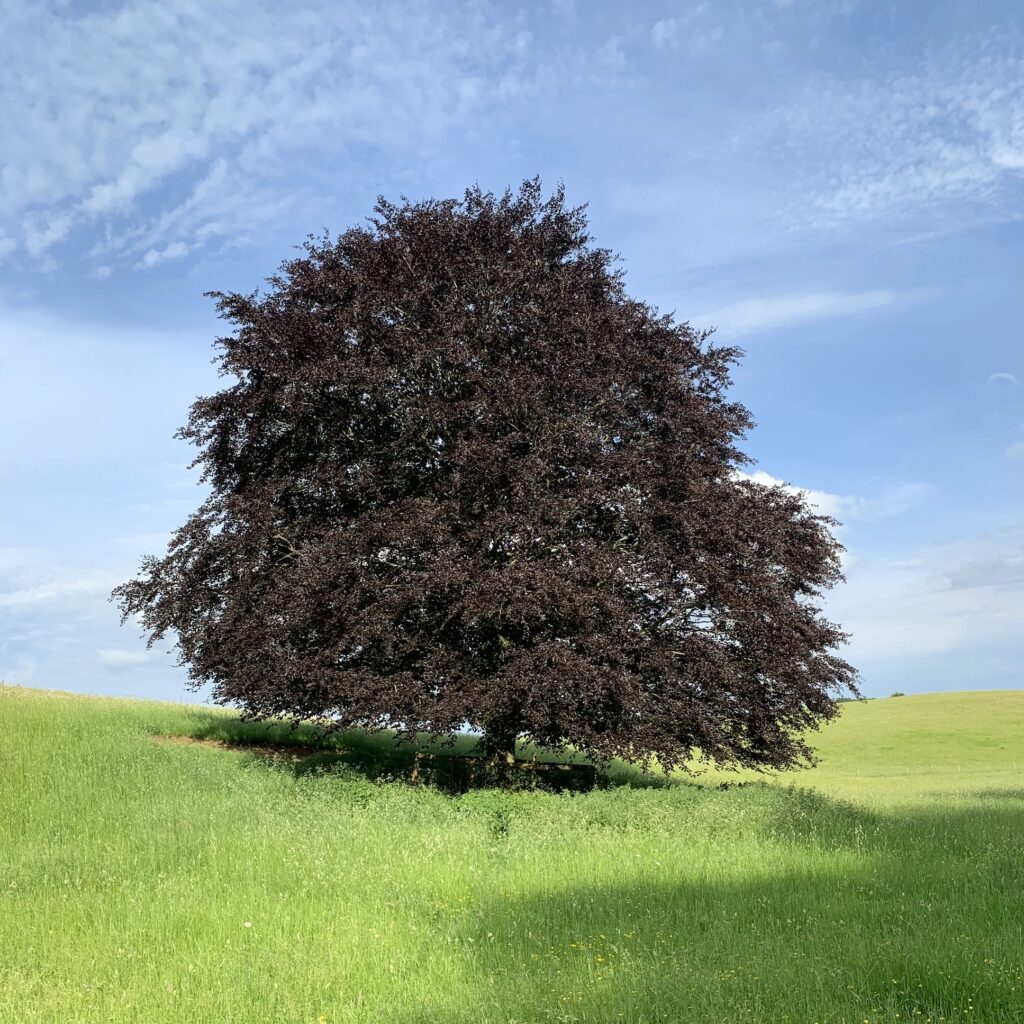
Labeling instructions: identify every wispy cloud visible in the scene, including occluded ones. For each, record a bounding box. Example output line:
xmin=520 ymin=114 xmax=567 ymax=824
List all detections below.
xmin=831 ymin=527 xmax=1024 ymax=662
xmin=747 ymin=30 xmax=1024 ymax=235
xmin=0 ymin=0 xmax=553 ymax=272
xmin=742 ymin=473 xmax=1024 ymax=675
xmin=694 ymin=289 xmax=901 ymax=338
xmin=0 ymin=545 xmax=181 ymax=693
xmin=650 ymin=7 xmax=722 ymax=55
xmin=0 ymin=573 xmax=116 ymax=610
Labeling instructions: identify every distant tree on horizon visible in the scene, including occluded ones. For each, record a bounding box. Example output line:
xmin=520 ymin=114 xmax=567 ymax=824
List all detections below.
xmin=115 ymin=179 xmax=856 ymax=773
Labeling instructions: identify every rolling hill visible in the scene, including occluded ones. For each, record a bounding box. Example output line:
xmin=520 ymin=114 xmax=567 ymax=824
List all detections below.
xmin=2 ymin=684 xmax=1021 ymax=1023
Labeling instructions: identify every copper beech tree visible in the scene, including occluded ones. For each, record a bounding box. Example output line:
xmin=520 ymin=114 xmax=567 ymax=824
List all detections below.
xmin=115 ymin=181 xmax=856 ymax=772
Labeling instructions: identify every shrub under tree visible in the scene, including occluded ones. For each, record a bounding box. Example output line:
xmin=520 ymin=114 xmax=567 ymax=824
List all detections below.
xmin=115 ymin=180 xmax=856 ymax=772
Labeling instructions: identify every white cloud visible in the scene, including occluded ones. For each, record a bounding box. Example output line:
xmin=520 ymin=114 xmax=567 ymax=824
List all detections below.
xmin=135 ymin=241 xmax=188 ymax=270
xmin=596 ymin=37 xmax=626 ymax=67
xmin=0 ymin=542 xmax=181 ymax=692
xmin=0 ymin=574 xmax=116 ymax=610
xmin=831 ymin=528 xmax=1024 ymax=661
xmin=652 ymin=18 xmax=683 ymax=49
xmin=0 ymin=233 xmax=15 ymax=261
xmin=97 ymin=648 xmax=153 ymax=670
xmin=742 ymin=472 xmax=1024 ymax=675
xmin=651 ymin=7 xmax=720 ymax=54
xmin=694 ymin=289 xmax=901 ymax=338
xmin=1006 ymin=441 xmax=1024 ymax=460
xmin=988 ymin=371 xmax=1019 ymax=386
xmin=24 ymin=212 xmax=73 ymax=257
xmin=740 ymin=471 xmax=928 ymax=525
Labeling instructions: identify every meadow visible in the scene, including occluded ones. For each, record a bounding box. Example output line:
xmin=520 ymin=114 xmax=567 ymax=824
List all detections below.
xmin=1 ymin=685 xmax=1022 ymax=1024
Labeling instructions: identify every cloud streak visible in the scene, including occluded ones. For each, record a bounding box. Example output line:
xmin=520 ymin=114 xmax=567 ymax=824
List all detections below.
xmin=694 ymin=289 xmax=901 ymax=338
xmin=97 ymin=648 xmax=153 ymax=671
xmin=988 ymin=372 xmax=1020 ymax=386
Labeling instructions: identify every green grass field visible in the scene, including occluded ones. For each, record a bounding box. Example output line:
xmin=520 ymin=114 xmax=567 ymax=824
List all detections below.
xmin=2 ymin=685 xmax=1022 ymax=1024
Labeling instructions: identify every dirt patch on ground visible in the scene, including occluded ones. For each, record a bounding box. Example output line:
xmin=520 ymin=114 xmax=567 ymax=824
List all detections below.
xmin=152 ymin=734 xmax=328 ymax=761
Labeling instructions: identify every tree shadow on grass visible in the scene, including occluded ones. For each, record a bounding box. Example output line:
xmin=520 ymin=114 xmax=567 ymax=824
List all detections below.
xmin=156 ymin=708 xmax=677 ymax=792
xmin=159 ymin=709 xmax=462 ymax=782
xmin=395 ymin=793 xmax=1024 ymax=1024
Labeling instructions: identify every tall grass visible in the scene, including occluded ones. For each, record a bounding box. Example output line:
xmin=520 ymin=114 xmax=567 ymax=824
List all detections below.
xmin=1 ymin=685 xmax=1022 ymax=1023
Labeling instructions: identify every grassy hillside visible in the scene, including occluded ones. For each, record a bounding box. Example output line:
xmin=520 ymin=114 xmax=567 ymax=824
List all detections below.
xmin=701 ymin=690 xmax=1024 ymax=801
xmin=1 ymin=685 xmax=1022 ymax=1023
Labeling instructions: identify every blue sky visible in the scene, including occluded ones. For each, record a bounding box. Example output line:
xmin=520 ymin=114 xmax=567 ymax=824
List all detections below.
xmin=2 ymin=0 xmax=1023 ymax=702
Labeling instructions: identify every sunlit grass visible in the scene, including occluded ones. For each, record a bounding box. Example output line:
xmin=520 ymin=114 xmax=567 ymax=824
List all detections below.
xmin=2 ymin=684 xmax=1022 ymax=1023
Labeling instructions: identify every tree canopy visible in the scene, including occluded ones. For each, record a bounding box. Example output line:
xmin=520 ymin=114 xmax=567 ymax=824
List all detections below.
xmin=115 ymin=179 xmax=856 ymax=771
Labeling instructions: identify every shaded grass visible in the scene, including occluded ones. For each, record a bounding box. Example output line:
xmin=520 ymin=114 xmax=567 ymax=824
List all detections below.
xmin=1 ymin=685 xmax=1022 ymax=1023
xmin=158 ymin=702 xmax=657 ymax=789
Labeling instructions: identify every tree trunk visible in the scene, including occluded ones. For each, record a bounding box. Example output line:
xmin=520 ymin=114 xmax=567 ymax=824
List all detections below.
xmin=480 ymin=721 xmax=519 ymax=764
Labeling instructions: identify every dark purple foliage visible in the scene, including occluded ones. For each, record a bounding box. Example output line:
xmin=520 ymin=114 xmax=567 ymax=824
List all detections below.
xmin=115 ymin=180 xmax=856 ymax=771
